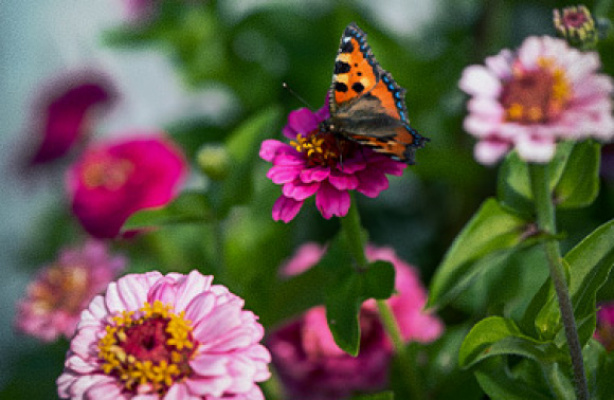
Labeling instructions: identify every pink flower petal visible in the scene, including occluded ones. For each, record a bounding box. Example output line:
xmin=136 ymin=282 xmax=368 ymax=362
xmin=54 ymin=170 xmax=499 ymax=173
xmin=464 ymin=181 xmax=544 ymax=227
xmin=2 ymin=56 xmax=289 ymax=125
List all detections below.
xmin=515 ymin=134 xmax=556 ymax=163
xmin=299 ymin=166 xmax=330 ymax=183
xmin=272 ymin=196 xmax=303 ymax=223
xmin=315 ymin=183 xmax=350 ymax=219
xmin=267 ymin=164 xmax=303 ymax=184
xmin=284 ymin=108 xmax=320 ymax=139
xmin=356 ymin=169 xmax=389 ymax=198
xmin=474 ymin=138 xmax=512 ymax=165
xmin=282 ymin=181 xmax=320 ymax=201
xmin=328 ymin=170 xmax=359 ymax=190
xmin=459 ymin=65 xmax=501 ymax=97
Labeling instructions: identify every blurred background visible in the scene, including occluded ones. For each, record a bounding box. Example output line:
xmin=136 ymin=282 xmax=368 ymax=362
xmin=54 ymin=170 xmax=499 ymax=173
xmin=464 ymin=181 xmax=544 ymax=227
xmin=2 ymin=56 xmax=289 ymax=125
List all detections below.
xmin=2 ymin=0 xmax=613 ymax=398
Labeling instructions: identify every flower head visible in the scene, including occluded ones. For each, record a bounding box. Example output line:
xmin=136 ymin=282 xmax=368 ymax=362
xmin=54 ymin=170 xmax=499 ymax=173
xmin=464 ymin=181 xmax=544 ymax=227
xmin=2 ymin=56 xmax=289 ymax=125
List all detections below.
xmin=67 ymin=136 xmax=187 ymax=238
xmin=554 ymin=5 xmax=598 ymax=50
xmin=26 ymin=70 xmax=116 ymax=166
xmin=269 ymin=243 xmax=443 ymax=399
xmin=459 ymin=36 xmax=614 ymax=165
xmin=595 ymin=302 xmax=614 ymax=351
xmin=57 ymin=270 xmax=271 ymax=399
xmin=15 ymin=240 xmax=125 ymax=342
xmin=260 ymin=102 xmax=406 ymax=222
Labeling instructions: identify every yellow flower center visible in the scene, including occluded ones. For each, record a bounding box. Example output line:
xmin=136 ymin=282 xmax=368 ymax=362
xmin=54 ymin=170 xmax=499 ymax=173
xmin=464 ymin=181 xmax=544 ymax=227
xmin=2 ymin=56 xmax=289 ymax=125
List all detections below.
xmin=98 ymin=300 xmax=197 ymax=396
xmin=290 ymin=130 xmax=357 ymax=167
xmin=81 ymin=157 xmax=134 ymax=190
xmin=501 ymin=57 xmax=572 ymax=124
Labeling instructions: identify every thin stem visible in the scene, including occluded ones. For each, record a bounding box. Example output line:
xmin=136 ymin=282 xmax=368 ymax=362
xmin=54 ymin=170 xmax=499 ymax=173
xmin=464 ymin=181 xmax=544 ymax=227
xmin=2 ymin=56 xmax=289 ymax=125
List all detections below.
xmin=529 ymin=163 xmax=588 ymax=400
xmin=377 ymin=299 xmax=425 ymax=400
xmin=340 ymin=197 xmax=424 ymax=399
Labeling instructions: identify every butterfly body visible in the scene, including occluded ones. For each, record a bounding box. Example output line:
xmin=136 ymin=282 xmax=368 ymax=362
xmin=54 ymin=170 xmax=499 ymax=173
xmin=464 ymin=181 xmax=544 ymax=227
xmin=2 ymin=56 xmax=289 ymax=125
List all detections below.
xmin=322 ymin=23 xmax=427 ymax=164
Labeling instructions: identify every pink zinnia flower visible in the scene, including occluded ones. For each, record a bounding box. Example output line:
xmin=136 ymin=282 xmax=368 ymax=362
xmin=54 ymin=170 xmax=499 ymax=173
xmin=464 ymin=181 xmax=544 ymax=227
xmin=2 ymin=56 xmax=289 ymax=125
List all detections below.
xmin=459 ymin=36 xmax=614 ymax=165
xmin=57 ymin=270 xmax=271 ymax=399
xmin=15 ymin=240 xmax=125 ymax=342
xmin=595 ymin=302 xmax=614 ymax=351
xmin=67 ymin=135 xmax=187 ymax=238
xmin=24 ymin=70 xmax=116 ymax=166
xmin=260 ymin=102 xmax=406 ymax=222
xmin=269 ymin=243 xmax=443 ymax=400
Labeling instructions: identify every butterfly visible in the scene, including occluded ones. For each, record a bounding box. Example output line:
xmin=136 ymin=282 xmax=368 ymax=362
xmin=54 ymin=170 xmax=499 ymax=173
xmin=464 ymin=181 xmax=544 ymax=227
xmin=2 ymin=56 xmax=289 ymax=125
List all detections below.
xmin=321 ymin=22 xmax=428 ymax=164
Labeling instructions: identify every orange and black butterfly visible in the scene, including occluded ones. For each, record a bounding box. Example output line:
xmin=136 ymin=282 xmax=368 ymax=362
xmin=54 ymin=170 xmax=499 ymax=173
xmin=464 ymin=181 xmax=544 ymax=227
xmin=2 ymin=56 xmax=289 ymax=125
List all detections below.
xmin=321 ymin=23 xmax=428 ymax=164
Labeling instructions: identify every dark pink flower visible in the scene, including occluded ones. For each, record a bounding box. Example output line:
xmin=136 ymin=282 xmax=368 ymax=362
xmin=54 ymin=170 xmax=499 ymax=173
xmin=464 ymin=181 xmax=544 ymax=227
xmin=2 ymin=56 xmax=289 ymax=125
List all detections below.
xmin=459 ymin=36 xmax=614 ymax=165
xmin=595 ymin=302 xmax=614 ymax=351
xmin=260 ymin=102 xmax=406 ymax=222
xmin=269 ymin=243 xmax=443 ymax=399
xmin=57 ymin=270 xmax=271 ymax=399
xmin=15 ymin=240 xmax=125 ymax=342
xmin=67 ymin=135 xmax=187 ymax=239
xmin=122 ymin=0 xmax=157 ymax=23
xmin=27 ymin=70 xmax=116 ymax=166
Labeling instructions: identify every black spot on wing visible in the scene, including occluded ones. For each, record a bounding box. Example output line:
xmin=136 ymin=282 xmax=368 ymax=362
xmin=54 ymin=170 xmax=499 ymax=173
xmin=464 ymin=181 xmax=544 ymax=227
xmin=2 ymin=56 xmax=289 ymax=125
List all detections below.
xmin=352 ymin=82 xmax=364 ymax=93
xmin=334 ymin=61 xmax=351 ymax=74
xmin=335 ymin=82 xmax=348 ymax=92
xmin=340 ymin=39 xmax=354 ymax=54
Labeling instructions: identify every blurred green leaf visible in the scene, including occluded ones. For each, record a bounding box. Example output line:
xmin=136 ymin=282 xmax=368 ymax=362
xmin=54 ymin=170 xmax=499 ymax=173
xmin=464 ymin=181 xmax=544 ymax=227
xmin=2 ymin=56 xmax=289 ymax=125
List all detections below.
xmin=427 ymin=198 xmax=528 ymax=309
xmin=473 ymin=358 xmax=553 ymax=400
xmin=326 ymin=273 xmax=363 ymax=356
xmin=497 ymin=142 xmax=574 ymax=215
xmin=363 ymin=260 xmax=395 ymax=300
xmin=554 ymin=140 xmax=601 ymax=209
xmin=122 ymin=191 xmax=213 ymax=231
xmin=351 ymin=391 xmax=394 ymax=400
xmin=562 ymin=218 xmax=614 ymax=345
xmin=459 ymin=316 xmax=566 ymax=369
xmin=219 ymin=105 xmax=282 ymax=216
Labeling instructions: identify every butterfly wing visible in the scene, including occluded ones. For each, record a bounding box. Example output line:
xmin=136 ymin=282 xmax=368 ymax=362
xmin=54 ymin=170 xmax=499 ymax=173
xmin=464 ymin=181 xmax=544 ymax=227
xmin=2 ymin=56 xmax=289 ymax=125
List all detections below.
xmin=328 ymin=23 xmax=427 ymax=164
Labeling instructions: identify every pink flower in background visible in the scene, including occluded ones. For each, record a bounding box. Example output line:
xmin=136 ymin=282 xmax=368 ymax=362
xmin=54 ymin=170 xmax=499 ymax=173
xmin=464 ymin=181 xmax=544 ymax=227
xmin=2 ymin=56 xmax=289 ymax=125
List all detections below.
xmin=15 ymin=241 xmax=125 ymax=342
xmin=67 ymin=136 xmax=187 ymax=238
xmin=123 ymin=0 xmax=157 ymax=23
xmin=27 ymin=70 xmax=116 ymax=166
xmin=459 ymin=36 xmax=614 ymax=165
xmin=57 ymin=270 xmax=271 ymax=399
xmin=260 ymin=102 xmax=406 ymax=223
xmin=269 ymin=243 xmax=443 ymax=400
xmin=595 ymin=302 xmax=614 ymax=351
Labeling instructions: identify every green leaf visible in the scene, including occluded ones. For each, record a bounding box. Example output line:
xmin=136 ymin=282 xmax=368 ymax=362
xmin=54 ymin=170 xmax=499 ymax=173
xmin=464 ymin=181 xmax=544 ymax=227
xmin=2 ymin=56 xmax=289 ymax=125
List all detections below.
xmin=122 ymin=191 xmax=213 ymax=231
xmin=427 ymin=198 xmax=528 ymax=309
xmin=554 ymin=140 xmax=600 ymax=209
xmin=326 ymin=273 xmax=362 ymax=356
xmin=459 ymin=316 xmax=566 ymax=369
xmin=563 ymin=218 xmax=614 ymax=345
xmin=363 ymin=260 xmax=395 ymax=300
xmin=350 ymin=391 xmax=394 ymax=400
xmin=473 ymin=358 xmax=553 ymax=400
xmin=218 ymin=106 xmax=282 ymax=216
xmin=497 ymin=142 xmax=574 ymax=215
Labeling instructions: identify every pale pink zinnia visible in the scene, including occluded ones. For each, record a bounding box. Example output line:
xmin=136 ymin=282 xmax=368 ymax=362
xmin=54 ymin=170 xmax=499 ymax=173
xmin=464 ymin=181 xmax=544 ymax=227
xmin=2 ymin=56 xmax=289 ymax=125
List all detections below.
xmin=260 ymin=101 xmax=406 ymax=222
xmin=57 ymin=270 xmax=271 ymax=399
xmin=268 ymin=243 xmax=443 ymax=399
xmin=15 ymin=240 xmax=125 ymax=342
xmin=459 ymin=35 xmax=614 ymax=165
xmin=67 ymin=135 xmax=187 ymax=238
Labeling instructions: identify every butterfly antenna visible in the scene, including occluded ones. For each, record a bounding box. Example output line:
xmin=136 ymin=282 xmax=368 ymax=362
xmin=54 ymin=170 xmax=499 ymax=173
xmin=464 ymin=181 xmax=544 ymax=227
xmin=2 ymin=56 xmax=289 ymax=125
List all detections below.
xmin=282 ymin=82 xmax=314 ymax=111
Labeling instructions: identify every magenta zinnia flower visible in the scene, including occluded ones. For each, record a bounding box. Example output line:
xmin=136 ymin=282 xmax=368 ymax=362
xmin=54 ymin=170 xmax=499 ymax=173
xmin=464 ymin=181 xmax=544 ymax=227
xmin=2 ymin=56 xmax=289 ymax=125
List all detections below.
xmin=260 ymin=102 xmax=406 ymax=222
xmin=15 ymin=240 xmax=125 ymax=342
xmin=269 ymin=243 xmax=443 ymax=399
xmin=27 ymin=70 xmax=116 ymax=166
xmin=67 ymin=135 xmax=187 ymax=238
xmin=459 ymin=35 xmax=614 ymax=165
xmin=57 ymin=270 xmax=271 ymax=399
xmin=595 ymin=302 xmax=614 ymax=351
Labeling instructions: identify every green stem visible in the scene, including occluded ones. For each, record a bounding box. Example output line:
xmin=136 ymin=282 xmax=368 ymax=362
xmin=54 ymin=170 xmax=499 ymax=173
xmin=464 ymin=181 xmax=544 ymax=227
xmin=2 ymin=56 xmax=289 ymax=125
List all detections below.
xmin=529 ymin=163 xmax=588 ymax=400
xmin=340 ymin=197 xmax=424 ymax=399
